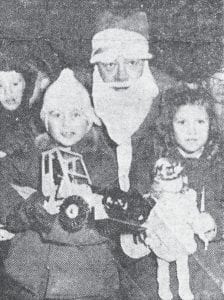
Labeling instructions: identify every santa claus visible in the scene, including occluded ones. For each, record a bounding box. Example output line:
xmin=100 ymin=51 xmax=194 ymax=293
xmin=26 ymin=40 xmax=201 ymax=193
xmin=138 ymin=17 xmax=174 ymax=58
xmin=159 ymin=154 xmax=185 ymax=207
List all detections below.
xmin=90 ymin=9 xmax=161 ymax=300
xmin=90 ymin=9 xmax=159 ymax=193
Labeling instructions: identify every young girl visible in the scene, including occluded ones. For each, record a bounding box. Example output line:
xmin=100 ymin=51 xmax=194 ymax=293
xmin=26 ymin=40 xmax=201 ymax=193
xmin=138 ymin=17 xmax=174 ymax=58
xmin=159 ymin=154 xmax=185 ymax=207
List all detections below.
xmin=155 ymin=86 xmax=224 ymax=299
xmin=0 ymin=68 xmax=121 ymax=300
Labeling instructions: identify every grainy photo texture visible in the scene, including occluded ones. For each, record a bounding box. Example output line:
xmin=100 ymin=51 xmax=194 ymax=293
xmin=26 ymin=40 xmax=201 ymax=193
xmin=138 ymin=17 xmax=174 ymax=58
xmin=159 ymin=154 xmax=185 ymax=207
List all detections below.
xmin=0 ymin=1 xmax=223 ymax=299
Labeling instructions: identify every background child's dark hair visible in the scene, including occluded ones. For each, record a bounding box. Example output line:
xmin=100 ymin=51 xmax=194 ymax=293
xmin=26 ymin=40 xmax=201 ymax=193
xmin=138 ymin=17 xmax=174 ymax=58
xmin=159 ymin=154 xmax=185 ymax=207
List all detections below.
xmin=0 ymin=53 xmax=38 ymax=115
xmin=156 ymin=86 xmax=220 ymax=155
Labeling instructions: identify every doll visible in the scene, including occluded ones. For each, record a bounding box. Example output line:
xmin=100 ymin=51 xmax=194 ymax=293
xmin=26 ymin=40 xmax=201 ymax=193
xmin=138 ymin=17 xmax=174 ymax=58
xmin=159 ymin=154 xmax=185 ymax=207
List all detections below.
xmin=144 ymin=158 xmax=217 ymax=300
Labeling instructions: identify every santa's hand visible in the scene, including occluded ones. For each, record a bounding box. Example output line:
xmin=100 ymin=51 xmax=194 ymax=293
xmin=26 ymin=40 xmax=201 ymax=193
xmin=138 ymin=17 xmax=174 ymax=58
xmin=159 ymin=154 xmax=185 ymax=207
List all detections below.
xmin=102 ymin=188 xmax=129 ymax=221
xmin=43 ymin=194 xmax=64 ymax=215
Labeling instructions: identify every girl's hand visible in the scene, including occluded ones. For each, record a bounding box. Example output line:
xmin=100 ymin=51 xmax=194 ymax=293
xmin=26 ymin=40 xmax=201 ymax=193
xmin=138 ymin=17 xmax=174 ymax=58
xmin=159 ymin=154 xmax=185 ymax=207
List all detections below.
xmin=0 ymin=151 xmax=6 ymax=158
xmin=43 ymin=194 xmax=64 ymax=215
xmin=0 ymin=226 xmax=15 ymax=241
xmin=204 ymin=228 xmax=217 ymax=242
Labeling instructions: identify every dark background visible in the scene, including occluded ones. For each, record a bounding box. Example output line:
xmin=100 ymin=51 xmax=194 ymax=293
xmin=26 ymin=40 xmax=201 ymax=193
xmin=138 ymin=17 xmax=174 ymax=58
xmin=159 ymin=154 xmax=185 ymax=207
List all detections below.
xmin=0 ymin=0 xmax=223 ymax=82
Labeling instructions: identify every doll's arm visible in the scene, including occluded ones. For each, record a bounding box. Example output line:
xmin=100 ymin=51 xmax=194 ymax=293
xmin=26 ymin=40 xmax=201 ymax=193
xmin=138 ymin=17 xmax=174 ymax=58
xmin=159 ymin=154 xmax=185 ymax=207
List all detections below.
xmin=184 ymin=189 xmax=203 ymax=230
xmin=189 ymin=200 xmax=217 ymax=248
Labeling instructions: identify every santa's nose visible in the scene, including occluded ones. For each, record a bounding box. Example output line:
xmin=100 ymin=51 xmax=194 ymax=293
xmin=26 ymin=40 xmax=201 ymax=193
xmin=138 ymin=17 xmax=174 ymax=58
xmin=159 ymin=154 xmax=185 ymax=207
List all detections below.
xmin=116 ymin=62 xmax=128 ymax=82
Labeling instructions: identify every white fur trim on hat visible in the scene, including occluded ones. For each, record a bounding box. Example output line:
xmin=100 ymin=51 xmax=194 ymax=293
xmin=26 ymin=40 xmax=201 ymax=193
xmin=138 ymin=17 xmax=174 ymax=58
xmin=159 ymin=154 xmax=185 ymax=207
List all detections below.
xmin=40 ymin=68 xmax=100 ymax=126
xmin=90 ymin=29 xmax=152 ymax=64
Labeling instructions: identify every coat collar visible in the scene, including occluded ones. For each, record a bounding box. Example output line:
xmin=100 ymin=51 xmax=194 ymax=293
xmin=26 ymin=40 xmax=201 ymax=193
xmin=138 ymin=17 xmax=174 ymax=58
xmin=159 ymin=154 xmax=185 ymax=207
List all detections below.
xmin=35 ymin=125 xmax=115 ymax=156
xmin=167 ymin=141 xmax=221 ymax=167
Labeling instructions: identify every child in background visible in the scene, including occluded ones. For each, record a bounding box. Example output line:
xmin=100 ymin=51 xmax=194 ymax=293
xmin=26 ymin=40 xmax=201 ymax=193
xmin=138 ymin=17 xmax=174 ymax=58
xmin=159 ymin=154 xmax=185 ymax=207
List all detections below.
xmin=0 ymin=59 xmax=33 ymax=157
xmin=155 ymin=87 xmax=224 ymax=299
xmin=0 ymin=52 xmax=50 ymax=158
xmin=1 ymin=68 xmax=121 ymax=300
xmin=0 ymin=52 xmax=50 ymax=290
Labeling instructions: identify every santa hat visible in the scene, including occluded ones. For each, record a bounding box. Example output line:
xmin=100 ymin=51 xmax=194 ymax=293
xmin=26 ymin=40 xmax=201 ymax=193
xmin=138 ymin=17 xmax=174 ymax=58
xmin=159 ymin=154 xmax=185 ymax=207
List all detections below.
xmin=40 ymin=68 xmax=100 ymax=126
xmin=90 ymin=10 xmax=152 ymax=64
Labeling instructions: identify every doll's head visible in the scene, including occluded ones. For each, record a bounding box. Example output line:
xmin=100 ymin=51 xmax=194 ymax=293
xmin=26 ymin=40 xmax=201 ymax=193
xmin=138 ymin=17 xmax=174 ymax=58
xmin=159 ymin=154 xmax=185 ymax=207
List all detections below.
xmin=40 ymin=68 xmax=100 ymax=147
xmin=157 ymin=87 xmax=219 ymax=156
xmin=153 ymin=157 xmax=184 ymax=193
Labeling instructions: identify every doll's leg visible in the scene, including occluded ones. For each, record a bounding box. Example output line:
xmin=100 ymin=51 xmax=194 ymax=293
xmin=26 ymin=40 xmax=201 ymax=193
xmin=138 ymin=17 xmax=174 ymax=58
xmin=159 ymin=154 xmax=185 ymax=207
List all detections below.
xmin=157 ymin=257 xmax=172 ymax=300
xmin=176 ymin=255 xmax=194 ymax=300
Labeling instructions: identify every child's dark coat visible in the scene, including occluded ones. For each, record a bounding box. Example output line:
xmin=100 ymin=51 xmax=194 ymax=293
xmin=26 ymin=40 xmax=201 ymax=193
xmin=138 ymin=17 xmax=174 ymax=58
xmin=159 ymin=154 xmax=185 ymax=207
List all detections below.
xmin=0 ymin=119 xmax=159 ymax=300
xmin=0 ymin=126 xmax=122 ymax=300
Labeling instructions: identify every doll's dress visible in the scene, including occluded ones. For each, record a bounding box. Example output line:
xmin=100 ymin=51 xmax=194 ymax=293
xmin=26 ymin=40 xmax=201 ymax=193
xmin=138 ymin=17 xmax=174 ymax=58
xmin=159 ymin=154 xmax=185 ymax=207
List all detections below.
xmin=145 ymin=187 xmax=199 ymax=262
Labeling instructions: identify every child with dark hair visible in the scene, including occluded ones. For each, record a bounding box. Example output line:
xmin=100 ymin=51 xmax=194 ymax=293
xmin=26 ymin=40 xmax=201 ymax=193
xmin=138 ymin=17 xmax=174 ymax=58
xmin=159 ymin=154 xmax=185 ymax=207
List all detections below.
xmin=155 ymin=86 xmax=224 ymax=299
xmin=157 ymin=86 xmax=220 ymax=156
xmin=0 ymin=49 xmax=50 ymax=157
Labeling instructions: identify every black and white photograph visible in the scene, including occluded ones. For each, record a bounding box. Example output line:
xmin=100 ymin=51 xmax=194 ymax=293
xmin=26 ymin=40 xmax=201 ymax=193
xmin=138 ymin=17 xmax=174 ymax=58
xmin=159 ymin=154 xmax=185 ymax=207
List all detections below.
xmin=0 ymin=1 xmax=223 ymax=299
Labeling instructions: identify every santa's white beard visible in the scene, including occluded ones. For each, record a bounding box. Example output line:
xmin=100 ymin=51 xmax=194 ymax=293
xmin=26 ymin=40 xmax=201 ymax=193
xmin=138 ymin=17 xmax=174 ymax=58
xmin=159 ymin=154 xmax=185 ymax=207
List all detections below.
xmin=92 ymin=62 xmax=159 ymax=145
xmin=92 ymin=62 xmax=158 ymax=191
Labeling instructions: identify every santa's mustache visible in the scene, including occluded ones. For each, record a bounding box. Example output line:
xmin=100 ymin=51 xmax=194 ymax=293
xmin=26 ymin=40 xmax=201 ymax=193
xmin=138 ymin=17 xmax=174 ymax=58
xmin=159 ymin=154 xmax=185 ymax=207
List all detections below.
xmin=107 ymin=80 xmax=136 ymax=89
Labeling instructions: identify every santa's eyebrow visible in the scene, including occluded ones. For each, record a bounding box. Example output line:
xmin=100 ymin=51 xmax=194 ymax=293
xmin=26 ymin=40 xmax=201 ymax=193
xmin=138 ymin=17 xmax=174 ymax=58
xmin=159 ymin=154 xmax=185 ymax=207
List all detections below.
xmin=93 ymin=47 xmax=108 ymax=56
xmin=49 ymin=110 xmax=61 ymax=114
